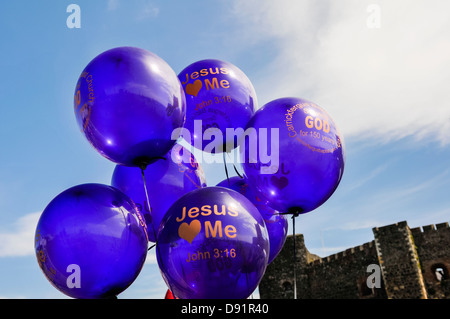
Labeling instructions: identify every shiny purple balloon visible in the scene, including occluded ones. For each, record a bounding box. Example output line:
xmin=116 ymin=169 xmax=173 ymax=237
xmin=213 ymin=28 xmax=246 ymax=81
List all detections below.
xmin=241 ymin=97 xmax=345 ymax=214
xmin=74 ymin=46 xmax=186 ymax=167
xmin=156 ymin=187 xmax=269 ymax=299
xmin=34 ymin=184 xmax=149 ymax=299
xmin=111 ymin=143 xmax=207 ymax=242
xmin=217 ymin=176 xmax=288 ymax=264
xmin=178 ymin=59 xmax=257 ymax=153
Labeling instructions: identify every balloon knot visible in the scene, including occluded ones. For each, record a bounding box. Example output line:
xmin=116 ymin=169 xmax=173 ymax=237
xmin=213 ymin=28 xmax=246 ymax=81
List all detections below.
xmin=288 ymin=207 xmax=303 ymax=217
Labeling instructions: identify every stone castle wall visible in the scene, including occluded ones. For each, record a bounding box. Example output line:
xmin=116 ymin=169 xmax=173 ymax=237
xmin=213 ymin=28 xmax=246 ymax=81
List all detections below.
xmin=259 ymin=221 xmax=450 ymax=299
xmin=410 ymin=222 xmax=450 ymax=298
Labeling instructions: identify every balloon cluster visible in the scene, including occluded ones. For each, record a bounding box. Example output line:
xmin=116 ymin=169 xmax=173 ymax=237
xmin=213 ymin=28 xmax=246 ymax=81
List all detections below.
xmin=34 ymin=46 xmax=345 ymax=299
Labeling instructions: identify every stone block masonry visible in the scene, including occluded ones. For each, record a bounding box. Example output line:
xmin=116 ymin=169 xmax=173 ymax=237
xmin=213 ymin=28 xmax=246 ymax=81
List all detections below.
xmin=373 ymin=221 xmax=427 ymax=298
xmin=259 ymin=221 xmax=450 ymax=299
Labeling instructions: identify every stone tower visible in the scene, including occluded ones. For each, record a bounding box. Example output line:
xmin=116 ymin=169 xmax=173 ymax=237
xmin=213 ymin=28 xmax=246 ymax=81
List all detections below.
xmin=259 ymin=220 xmax=450 ymax=299
xmin=373 ymin=221 xmax=427 ymax=298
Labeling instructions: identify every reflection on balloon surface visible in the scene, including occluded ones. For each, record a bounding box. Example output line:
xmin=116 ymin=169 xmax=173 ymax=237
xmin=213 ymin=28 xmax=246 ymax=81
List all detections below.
xmin=74 ymin=46 xmax=185 ymax=167
xmin=241 ymin=97 xmax=345 ymax=214
xmin=157 ymin=187 xmax=269 ymax=299
xmin=35 ymin=184 xmax=148 ymax=299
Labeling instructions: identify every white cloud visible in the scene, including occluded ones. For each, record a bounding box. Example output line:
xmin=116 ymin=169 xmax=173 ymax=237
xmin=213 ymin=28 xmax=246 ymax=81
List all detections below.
xmin=344 ymin=162 xmax=391 ymax=193
xmin=136 ymin=2 xmax=160 ymax=21
xmin=0 ymin=212 xmax=41 ymax=258
xmin=108 ymin=0 xmax=159 ymax=20
xmin=231 ymin=0 xmax=450 ymax=145
xmin=367 ymin=168 xmax=450 ymax=207
xmin=107 ymin=0 xmax=119 ymax=11
xmin=408 ymin=207 xmax=450 ymax=228
xmin=145 ymin=247 xmax=158 ymax=264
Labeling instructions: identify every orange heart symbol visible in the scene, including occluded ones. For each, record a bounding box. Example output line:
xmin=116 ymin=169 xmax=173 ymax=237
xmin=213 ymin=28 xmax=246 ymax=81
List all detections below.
xmin=178 ymin=220 xmax=201 ymax=244
xmin=185 ymin=79 xmax=202 ymax=97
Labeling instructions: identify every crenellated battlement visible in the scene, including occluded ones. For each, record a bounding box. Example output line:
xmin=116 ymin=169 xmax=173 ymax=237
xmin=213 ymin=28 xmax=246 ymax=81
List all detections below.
xmin=411 ymin=222 xmax=449 ymax=234
xmin=260 ymin=220 xmax=450 ymax=299
xmin=311 ymin=241 xmax=375 ymax=266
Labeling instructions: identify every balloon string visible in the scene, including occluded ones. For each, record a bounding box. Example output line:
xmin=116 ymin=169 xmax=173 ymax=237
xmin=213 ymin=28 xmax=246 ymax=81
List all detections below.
xmin=245 ymin=270 xmax=251 ymax=299
xmin=140 ymin=167 xmax=152 ymax=215
xmin=226 ymin=151 xmax=244 ymax=179
xmin=223 ymin=151 xmax=244 ymax=182
xmin=223 ymin=152 xmax=230 ymax=186
xmin=140 ymin=167 xmax=158 ymax=244
xmin=140 ymin=166 xmax=177 ymax=298
xmin=292 ymin=212 xmax=298 ymax=299
xmin=233 ymin=164 xmax=244 ymax=179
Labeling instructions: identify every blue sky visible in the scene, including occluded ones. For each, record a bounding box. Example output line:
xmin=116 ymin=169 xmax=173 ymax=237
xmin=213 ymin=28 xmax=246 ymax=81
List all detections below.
xmin=0 ymin=0 xmax=449 ymax=299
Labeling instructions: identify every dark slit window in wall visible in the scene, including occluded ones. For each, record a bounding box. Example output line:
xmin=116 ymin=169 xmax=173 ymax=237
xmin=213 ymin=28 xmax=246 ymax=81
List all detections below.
xmin=282 ymin=281 xmax=292 ymax=292
xmin=431 ymin=263 xmax=449 ymax=282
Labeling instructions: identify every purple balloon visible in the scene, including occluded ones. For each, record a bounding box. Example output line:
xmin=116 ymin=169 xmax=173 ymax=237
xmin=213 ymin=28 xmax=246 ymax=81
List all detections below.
xmin=111 ymin=143 xmax=207 ymax=242
xmin=34 ymin=184 xmax=148 ymax=299
xmin=156 ymin=187 xmax=269 ymax=299
xmin=178 ymin=59 xmax=257 ymax=153
xmin=74 ymin=47 xmax=186 ymax=167
xmin=241 ymin=97 xmax=345 ymax=214
xmin=217 ymin=176 xmax=288 ymax=264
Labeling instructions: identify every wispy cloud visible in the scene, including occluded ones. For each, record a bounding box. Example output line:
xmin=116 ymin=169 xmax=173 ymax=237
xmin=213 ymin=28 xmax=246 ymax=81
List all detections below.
xmin=345 ymin=162 xmax=391 ymax=193
xmin=107 ymin=0 xmax=159 ymax=21
xmin=231 ymin=0 xmax=450 ymax=146
xmin=136 ymin=2 xmax=160 ymax=21
xmin=120 ymin=263 xmax=168 ymax=299
xmin=0 ymin=212 xmax=41 ymax=258
xmin=407 ymin=207 xmax=450 ymax=228
xmin=145 ymin=248 xmax=158 ymax=264
xmin=372 ymin=168 xmax=450 ymax=206
xmin=107 ymin=0 xmax=119 ymax=11
xmin=319 ymin=167 xmax=450 ymax=233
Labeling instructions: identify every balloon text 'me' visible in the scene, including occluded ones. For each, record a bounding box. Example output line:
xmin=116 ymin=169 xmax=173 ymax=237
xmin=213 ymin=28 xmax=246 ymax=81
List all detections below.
xmin=217 ymin=176 xmax=288 ymax=264
xmin=35 ymin=42 xmax=347 ymax=300
xmin=156 ymin=187 xmax=269 ymax=299
xmin=178 ymin=59 xmax=257 ymax=153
